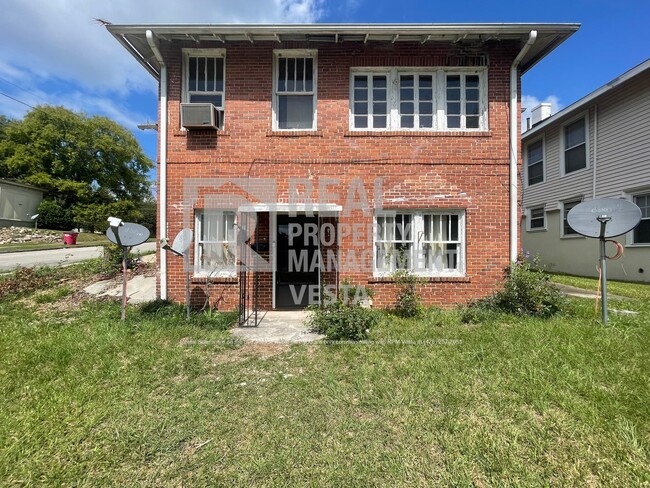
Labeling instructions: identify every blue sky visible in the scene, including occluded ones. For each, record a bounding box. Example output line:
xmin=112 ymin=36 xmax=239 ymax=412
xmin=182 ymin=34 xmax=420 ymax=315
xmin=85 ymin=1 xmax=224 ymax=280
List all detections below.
xmin=1 ymin=0 xmax=648 ymax=184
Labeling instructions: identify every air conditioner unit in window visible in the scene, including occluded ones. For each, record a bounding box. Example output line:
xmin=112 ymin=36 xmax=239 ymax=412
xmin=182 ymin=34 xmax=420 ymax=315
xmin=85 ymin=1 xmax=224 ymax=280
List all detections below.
xmin=180 ymin=103 xmax=224 ymax=130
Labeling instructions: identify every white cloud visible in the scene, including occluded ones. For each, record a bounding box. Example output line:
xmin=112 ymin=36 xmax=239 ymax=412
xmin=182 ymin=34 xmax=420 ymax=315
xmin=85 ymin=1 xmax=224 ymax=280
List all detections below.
xmin=521 ymin=95 xmax=563 ymax=132
xmin=0 ymin=0 xmax=324 ymax=96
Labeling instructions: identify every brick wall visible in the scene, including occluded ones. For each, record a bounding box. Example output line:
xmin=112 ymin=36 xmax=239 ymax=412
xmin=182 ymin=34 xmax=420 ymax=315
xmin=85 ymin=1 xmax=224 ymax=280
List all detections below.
xmin=156 ymin=39 xmax=523 ymax=310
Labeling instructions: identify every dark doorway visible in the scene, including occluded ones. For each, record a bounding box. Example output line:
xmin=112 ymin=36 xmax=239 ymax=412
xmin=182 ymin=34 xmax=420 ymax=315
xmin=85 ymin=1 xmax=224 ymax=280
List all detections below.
xmin=276 ymin=214 xmax=319 ymax=309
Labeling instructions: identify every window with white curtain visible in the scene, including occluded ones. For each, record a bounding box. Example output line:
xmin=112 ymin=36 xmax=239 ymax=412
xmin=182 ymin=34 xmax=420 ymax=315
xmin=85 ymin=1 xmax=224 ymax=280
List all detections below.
xmin=195 ymin=210 xmax=236 ymax=275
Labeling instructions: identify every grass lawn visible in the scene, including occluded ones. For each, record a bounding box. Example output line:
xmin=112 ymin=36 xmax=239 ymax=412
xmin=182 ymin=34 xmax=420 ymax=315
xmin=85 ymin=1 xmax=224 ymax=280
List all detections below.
xmin=0 ymin=231 xmax=108 ymax=254
xmin=551 ymin=273 xmax=650 ymax=301
xmin=0 ymin=268 xmax=648 ymax=486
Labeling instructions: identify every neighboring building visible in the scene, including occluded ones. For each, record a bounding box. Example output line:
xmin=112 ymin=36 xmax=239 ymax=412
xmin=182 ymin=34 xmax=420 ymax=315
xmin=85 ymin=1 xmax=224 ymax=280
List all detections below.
xmin=522 ymin=59 xmax=650 ymax=283
xmin=107 ymin=23 xmax=577 ymax=311
xmin=0 ymin=179 xmax=44 ymax=228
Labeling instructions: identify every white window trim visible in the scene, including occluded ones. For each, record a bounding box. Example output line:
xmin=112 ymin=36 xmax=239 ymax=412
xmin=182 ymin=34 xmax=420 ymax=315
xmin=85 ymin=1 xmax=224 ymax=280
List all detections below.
xmin=560 ymin=112 xmax=589 ymax=177
xmin=373 ymin=209 xmax=466 ymax=277
xmin=182 ymin=48 xmax=226 ymax=107
xmin=194 ymin=209 xmax=237 ymax=278
xmin=560 ymin=198 xmax=584 ymax=238
xmin=272 ymin=49 xmax=318 ymax=131
xmin=526 ymin=206 xmax=547 ymax=232
xmin=349 ymin=67 xmax=488 ymax=132
xmin=524 ymin=135 xmax=545 ymax=187
xmin=624 ymin=188 xmax=650 ymax=247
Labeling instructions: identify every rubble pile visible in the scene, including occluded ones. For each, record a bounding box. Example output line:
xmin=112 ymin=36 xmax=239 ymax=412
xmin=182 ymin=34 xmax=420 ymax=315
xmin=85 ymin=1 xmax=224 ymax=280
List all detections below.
xmin=0 ymin=226 xmax=62 ymax=245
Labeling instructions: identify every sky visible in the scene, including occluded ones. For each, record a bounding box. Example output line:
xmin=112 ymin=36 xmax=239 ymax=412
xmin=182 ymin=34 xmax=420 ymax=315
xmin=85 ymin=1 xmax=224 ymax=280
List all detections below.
xmin=1 ymin=0 xmax=649 ymax=183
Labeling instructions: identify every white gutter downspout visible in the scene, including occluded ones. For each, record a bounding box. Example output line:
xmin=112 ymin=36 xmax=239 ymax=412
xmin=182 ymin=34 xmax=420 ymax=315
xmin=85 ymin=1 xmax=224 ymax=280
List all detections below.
xmin=510 ymin=30 xmax=537 ymax=262
xmin=592 ymin=105 xmax=598 ymax=198
xmin=146 ymin=30 xmax=168 ymax=299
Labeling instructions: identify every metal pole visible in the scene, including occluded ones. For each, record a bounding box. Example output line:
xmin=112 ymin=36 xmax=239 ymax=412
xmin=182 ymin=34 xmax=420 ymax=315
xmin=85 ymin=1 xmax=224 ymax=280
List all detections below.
xmin=600 ymin=237 xmax=608 ymax=325
xmin=122 ymin=247 xmax=128 ymax=321
xmin=185 ymin=252 xmax=190 ymax=321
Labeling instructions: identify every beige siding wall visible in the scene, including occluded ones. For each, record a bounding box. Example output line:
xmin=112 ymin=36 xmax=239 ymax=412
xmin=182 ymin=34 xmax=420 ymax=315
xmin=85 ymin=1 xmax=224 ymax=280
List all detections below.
xmin=521 ymin=68 xmax=650 ymax=282
xmin=523 ymin=211 xmax=650 ymax=283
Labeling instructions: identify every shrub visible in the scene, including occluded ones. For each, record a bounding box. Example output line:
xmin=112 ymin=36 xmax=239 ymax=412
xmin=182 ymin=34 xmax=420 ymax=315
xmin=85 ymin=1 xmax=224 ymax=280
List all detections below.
xmin=391 ymin=269 xmax=423 ymax=317
xmin=307 ymin=300 xmax=379 ymax=341
xmin=37 ymin=199 xmax=74 ymax=230
xmin=460 ymin=254 xmax=563 ymax=322
xmin=72 ymin=200 xmax=143 ymax=233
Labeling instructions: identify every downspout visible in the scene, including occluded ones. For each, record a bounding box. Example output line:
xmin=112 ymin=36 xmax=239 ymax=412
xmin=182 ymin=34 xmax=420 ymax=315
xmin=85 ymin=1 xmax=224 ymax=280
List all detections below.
xmin=147 ymin=30 xmax=168 ymax=299
xmin=510 ymin=30 xmax=537 ymax=262
xmin=592 ymin=105 xmax=598 ymax=198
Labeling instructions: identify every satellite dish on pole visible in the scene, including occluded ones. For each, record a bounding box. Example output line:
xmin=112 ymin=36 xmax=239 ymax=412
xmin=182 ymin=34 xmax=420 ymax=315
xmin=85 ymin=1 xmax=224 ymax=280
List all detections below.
xmin=568 ymin=198 xmax=642 ymax=238
xmin=161 ymin=228 xmax=194 ymax=320
xmin=567 ymin=198 xmax=642 ymax=325
xmin=106 ymin=223 xmax=150 ymax=247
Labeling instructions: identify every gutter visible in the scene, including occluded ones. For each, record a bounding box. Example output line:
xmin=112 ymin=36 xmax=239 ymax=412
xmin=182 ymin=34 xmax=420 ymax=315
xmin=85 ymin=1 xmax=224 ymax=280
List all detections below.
xmin=510 ymin=30 xmax=537 ymax=262
xmin=146 ymin=30 xmax=168 ymax=300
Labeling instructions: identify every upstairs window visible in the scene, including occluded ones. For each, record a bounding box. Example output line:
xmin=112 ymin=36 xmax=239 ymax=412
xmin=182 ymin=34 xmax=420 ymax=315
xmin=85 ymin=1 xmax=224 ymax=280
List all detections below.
xmin=526 ymin=139 xmax=544 ymax=186
xmin=563 ymin=116 xmax=587 ymax=174
xmin=633 ymin=193 xmax=650 ymax=244
xmin=274 ymin=50 xmax=317 ymax=130
xmin=350 ymin=68 xmax=487 ymax=131
xmin=183 ymin=49 xmax=225 ymax=108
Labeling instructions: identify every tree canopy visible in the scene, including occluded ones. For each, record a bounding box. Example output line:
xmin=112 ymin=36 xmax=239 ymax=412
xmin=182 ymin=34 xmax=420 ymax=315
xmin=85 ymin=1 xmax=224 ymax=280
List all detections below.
xmin=0 ymin=106 xmax=153 ymax=207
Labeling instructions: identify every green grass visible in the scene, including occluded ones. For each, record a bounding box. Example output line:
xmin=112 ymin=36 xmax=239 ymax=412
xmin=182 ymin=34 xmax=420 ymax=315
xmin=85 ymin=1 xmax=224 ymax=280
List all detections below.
xmin=0 ymin=276 xmax=648 ymax=485
xmin=550 ymin=273 xmax=650 ymax=300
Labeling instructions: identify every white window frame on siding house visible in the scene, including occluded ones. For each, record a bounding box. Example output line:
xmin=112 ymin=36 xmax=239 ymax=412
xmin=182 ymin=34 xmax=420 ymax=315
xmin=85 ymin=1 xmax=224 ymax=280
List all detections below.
xmin=182 ymin=48 xmax=226 ymax=108
xmin=524 ymin=136 xmax=545 ymax=187
xmin=560 ymin=112 xmax=589 ymax=176
xmin=373 ymin=210 xmax=466 ymax=277
xmin=624 ymin=189 xmax=650 ymax=246
xmin=272 ymin=49 xmax=317 ymax=131
xmin=349 ymin=67 xmax=487 ymax=132
xmin=194 ymin=209 xmax=237 ymax=277
xmin=560 ymin=198 xmax=583 ymax=238
xmin=527 ymin=206 xmax=546 ymax=232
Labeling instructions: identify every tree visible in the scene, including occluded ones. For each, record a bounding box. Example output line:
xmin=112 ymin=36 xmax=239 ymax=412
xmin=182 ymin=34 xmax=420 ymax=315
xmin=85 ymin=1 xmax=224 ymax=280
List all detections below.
xmin=0 ymin=106 xmax=153 ymax=207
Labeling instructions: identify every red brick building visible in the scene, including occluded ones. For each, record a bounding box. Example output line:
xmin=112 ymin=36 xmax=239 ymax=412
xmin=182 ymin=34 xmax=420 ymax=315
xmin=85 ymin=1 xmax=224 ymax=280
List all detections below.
xmin=107 ymin=23 xmax=578 ymax=314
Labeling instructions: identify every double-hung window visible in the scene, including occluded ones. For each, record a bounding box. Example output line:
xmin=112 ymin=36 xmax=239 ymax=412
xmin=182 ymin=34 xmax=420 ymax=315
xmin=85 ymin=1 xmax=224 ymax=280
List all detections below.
xmin=195 ymin=210 xmax=236 ymax=275
xmin=526 ymin=139 xmax=544 ymax=186
xmin=528 ymin=206 xmax=546 ymax=231
xmin=563 ymin=116 xmax=587 ymax=174
xmin=562 ymin=200 xmax=582 ymax=237
xmin=183 ymin=49 xmax=225 ymax=108
xmin=350 ymin=68 xmax=486 ymax=131
xmin=633 ymin=193 xmax=650 ymax=244
xmin=274 ymin=50 xmax=317 ymax=130
xmin=374 ymin=210 xmax=465 ymax=276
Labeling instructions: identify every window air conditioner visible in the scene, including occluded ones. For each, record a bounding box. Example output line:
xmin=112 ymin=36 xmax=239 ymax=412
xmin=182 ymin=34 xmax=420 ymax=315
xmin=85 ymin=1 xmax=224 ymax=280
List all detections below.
xmin=180 ymin=103 xmax=224 ymax=130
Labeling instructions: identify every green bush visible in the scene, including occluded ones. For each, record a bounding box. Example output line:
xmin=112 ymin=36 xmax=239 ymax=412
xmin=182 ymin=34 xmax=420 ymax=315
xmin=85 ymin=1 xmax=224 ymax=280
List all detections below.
xmin=72 ymin=200 xmax=143 ymax=233
xmin=37 ymin=199 xmax=74 ymax=230
xmin=391 ymin=269 xmax=423 ymax=317
xmin=307 ymin=300 xmax=379 ymax=341
xmin=460 ymin=254 xmax=564 ymax=323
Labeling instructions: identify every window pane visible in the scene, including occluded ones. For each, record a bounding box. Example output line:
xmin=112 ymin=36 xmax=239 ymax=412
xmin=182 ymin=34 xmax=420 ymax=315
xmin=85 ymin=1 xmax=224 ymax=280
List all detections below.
xmin=373 ymin=89 xmax=386 ymax=102
xmin=466 ymin=88 xmax=479 ymax=101
xmin=447 ymin=115 xmax=460 ymax=129
xmin=419 ymin=88 xmax=433 ymax=101
xmin=466 ymin=116 xmax=479 ymax=129
xmin=354 ymin=102 xmax=368 ymax=115
xmin=278 ymin=95 xmax=313 ymax=129
xmin=634 ymin=219 xmax=650 ymax=243
xmin=206 ymin=57 xmax=215 ymax=91
xmin=400 ymin=75 xmax=414 ymax=88
xmin=215 ymin=59 xmax=224 ymax=91
xmin=400 ymin=88 xmax=414 ymax=101
xmin=296 ymin=58 xmax=304 ymax=91
xmin=466 ymin=75 xmax=480 ymax=88
xmin=189 ymin=57 xmax=197 ymax=91
xmin=528 ymin=140 xmax=543 ymax=164
xmin=564 ymin=201 xmax=580 ymax=235
xmin=447 ymin=88 xmax=460 ymax=101
xmin=466 ymin=102 xmax=479 ymax=116
xmin=401 ymin=115 xmax=414 ymax=128
xmin=355 ymin=115 xmax=368 ymax=128
xmin=373 ymin=115 xmax=387 ymax=128
xmin=373 ymin=76 xmax=387 ymax=89
xmin=400 ymin=102 xmax=414 ymax=115
xmin=420 ymin=115 xmax=433 ymax=128
xmin=635 ymin=194 xmax=649 ymax=218
xmin=373 ymin=102 xmax=387 ymax=115
xmin=197 ymin=57 xmax=206 ymax=91
xmin=528 ymin=161 xmax=544 ymax=185
xmin=447 ymin=75 xmax=461 ymax=88
xmin=189 ymin=94 xmax=222 ymax=106
xmin=447 ymin=102 xmax=460 ymax=115
xmin=565 ymin=145 xmax=586 ymax=173
xmin=419 ymin=75 xmax=433 ymax=88
xmin=450 ymin=215 xmax=459 ymax=240
xmin=354 ymin=88 xmax=368 ymax=102
xmin=278 ymin=58 xmax=286 ymax=92
xmin=304 ymin=58 xmax=313 ymax=91
xmin=565 ymin=119 xmax=585 ymax=148
xmin=419 ymin=101 xmax=433 ymax=114
xmin=354 ymin=75 xmax=368 ymax=88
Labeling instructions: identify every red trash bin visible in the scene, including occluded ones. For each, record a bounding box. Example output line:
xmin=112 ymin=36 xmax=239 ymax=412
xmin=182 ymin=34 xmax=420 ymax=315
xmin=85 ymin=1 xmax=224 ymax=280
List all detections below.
xmin=63 ymin=232 xmax=78 ymax=245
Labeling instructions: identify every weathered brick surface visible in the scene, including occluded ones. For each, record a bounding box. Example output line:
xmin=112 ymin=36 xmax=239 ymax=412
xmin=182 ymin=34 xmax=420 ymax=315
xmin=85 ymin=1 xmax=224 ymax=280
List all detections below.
xmin=154 ymin=39 xmax=523 ymax=310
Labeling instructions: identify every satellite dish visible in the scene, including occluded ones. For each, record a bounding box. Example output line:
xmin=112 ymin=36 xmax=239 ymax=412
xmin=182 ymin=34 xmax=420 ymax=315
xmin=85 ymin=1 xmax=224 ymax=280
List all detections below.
xmin=567 ymin=198 xmax=642 ymax=238
xmin=106 ymin=222 xmax=150 ymax=247
xmin=172 ymin=228 xmax=193 ymax=255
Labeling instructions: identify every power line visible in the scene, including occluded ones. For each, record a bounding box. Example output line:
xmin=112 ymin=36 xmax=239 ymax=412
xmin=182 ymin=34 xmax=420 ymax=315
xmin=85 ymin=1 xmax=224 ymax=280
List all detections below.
xmin=0 ymin=91 xmax=36 ymax=110
xmin=0 ymin=76 xmax=50 ymax=104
